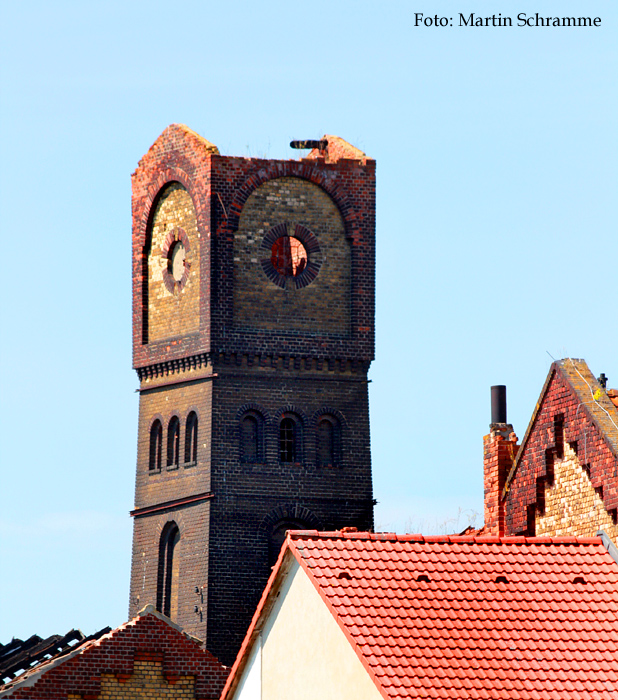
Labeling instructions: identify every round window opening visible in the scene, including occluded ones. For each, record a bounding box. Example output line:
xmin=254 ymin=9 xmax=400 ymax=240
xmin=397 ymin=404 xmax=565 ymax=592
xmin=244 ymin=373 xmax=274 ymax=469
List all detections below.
xmin=161 ymin=227 xmax=191 ymax=294
xmin=168 ymin=241 xmax=186 ymax=282
xmin=260 ymin=223 xmax=322 ymax=290
xmin=271 ymin=237 xmax=307 ymax=277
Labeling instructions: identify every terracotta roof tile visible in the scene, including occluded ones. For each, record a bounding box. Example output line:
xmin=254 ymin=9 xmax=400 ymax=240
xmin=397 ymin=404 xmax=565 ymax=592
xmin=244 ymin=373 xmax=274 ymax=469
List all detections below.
xmin=288 ymin=532 xmax=618 ymax=700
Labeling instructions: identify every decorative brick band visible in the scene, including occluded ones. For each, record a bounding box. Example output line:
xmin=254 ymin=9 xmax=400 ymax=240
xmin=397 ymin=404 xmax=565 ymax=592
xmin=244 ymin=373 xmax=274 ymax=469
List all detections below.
xmin=137 ymin=353 xmax=212 ymax=381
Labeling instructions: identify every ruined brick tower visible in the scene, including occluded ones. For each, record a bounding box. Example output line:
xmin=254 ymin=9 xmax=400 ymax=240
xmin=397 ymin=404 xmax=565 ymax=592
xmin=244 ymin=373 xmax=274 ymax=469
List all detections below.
xmin=128 ymin=125 xmax=375 ymax=665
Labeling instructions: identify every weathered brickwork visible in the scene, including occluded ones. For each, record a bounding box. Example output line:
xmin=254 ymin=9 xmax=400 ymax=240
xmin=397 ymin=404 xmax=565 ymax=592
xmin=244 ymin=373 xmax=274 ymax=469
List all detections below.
xmin=1 ymin=610 xmax=228 ymax=700
xmin=129 ymin=125 xmax=375 ymax=666
xmin=206 ymin=361 xmax=373 ymax=663
xmin=536 ymin=442 xmax=618 ymax=541
xmin=147 ymin=184 xmax=200 ymax=342
xmin=483 ymin=426 xmax=518 ymax=536
xmin=501 ymin=360 xmax=618 ymax=541
xmin=133 ymin=375 xmax=213 ymax=507
xmin=233 ymin=177 xmax=350 ymax=335
xmin=129 ymin=502 xmax=211 ymax=638
xmin=70 ymin=659 xmax=195 ymax=700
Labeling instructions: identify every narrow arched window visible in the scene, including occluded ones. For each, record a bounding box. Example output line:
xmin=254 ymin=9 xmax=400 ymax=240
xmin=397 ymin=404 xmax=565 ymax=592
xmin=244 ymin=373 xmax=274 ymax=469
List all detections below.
xmin=167 ymin=416 xmax=180 ymax=468
xmin=149 ymin=420 xmax=162 ymax=471
xmin=317 ymin=418 xmax=335 ymax=467
xmin=241 ymin=415 xmax=259 ymax=463
xmin=316 ymin=414 xmax=341 ymax=467
xmin=185 ymin=412 xmax=198 ymax=465
xmin=280 ymin=415 xmax=302 ymax=463
xmin=157 ymin=522 xmax=180 ymax=619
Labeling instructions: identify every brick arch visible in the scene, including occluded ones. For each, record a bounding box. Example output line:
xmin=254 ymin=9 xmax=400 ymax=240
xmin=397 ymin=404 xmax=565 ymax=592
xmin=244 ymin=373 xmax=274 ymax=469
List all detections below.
xmin=136 ymin=168 xmax=209 ymax=249
xmin=236 ymin=402 xmax=271 ymax=423
xmin=154 ymin=511 xmax=188 ymax=541
xmin=258 ymin=503 xmax=323 ymax=534
xmin=260 ymin=505 xmax=323 ymax=566
xmin=149 ymin=412 xmax=165 ymax=427
xmin=182 ymin=405 xmax=201 ymax=421
xmin=311 ymin=406 xmax=348 ymax=428
xmin=272 ymin=404 xmax=309 ymax=424
xmin=221 ymin=164 xmax=359 ymax=242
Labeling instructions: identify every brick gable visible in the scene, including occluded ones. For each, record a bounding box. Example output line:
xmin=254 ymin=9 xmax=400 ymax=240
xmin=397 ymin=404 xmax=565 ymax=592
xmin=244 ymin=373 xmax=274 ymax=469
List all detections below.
xmin=0 ymin=608 xmax=228 ymax=700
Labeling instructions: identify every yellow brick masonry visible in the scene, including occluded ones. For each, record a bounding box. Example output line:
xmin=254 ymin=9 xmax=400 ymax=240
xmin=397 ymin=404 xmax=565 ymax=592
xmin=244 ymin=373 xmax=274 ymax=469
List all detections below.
xmin=537 ymin=442 xmax=618 ymax=544
xmin=148 ymin=184 xmax=200 ymax=342
xmin=68 ymin=660 xmax=195 ymax=700
xmin=233 ymin=177 xmax=350 ymax=336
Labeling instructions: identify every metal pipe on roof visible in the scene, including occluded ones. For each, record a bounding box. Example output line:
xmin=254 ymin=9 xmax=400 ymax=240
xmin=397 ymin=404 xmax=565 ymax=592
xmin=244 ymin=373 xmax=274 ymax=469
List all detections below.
xmin=491 ymin=385 xmax=507 ymax=424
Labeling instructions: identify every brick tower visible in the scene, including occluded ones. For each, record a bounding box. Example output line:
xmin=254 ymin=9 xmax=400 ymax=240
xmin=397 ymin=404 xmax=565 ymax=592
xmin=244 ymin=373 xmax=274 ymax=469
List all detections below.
xmin=128 ymin=125 xmax=375 ymax=665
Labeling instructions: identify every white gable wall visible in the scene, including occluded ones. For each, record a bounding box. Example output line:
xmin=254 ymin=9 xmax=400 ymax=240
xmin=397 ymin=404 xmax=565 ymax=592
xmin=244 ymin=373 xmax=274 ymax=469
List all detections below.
xmin=232 ymin=557 xmax=382 ymax=700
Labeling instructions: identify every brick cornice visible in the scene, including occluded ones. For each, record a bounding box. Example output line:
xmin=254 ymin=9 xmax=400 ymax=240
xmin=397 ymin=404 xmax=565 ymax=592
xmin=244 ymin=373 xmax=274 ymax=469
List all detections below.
xmin=130 ymin=492 xmax=213 ymax=518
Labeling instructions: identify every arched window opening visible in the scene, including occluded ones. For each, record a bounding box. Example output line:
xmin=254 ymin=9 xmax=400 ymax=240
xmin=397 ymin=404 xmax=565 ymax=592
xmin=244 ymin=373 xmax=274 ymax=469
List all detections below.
xmin=268 ymin=518 xmax=308 ymax=567
xmin=185 ymin=412 xmax=198 ymax=465
xmin=279 ymin=415 xmax=301 ymax=463
xmin=167 ymin=416 xmax=180 ymax=468
xmin=241 ymin=415 xmax=259 ymax=463
xmin=240 ymin=410 xmax=265 ymax=463
xmin=157 ymin=522 xmax=180 ymax=620
xmin=317 ymin=418 xmax=335 ymax=467
xmin=149 ymin=420 xmax=162 ymax=472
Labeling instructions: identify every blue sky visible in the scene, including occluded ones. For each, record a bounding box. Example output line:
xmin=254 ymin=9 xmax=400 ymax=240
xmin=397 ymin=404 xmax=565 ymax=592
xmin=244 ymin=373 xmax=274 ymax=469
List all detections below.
xmin=1 ymin=0 xmax=616 ymax=641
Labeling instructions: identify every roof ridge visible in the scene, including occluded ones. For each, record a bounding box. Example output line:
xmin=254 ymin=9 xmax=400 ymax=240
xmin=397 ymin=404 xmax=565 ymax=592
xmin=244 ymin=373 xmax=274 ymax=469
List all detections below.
xmin=288 ymin=530 xmax=603 ymax=545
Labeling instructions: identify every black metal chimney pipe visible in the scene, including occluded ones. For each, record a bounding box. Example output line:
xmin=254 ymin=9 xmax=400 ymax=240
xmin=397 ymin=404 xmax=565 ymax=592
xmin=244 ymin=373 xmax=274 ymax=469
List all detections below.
xmin=491 ymin=385 xmax=507 ymax=424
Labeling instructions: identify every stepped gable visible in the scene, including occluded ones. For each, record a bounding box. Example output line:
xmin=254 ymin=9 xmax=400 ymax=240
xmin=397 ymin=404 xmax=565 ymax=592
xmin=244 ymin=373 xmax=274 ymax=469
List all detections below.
xmin=503 ymin=358 xmax=618 ymax=537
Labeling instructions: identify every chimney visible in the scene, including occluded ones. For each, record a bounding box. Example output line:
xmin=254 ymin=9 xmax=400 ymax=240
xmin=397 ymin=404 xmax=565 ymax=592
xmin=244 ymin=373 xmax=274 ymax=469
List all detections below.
xmin=483 ymin=386 xmax=518 ymax=536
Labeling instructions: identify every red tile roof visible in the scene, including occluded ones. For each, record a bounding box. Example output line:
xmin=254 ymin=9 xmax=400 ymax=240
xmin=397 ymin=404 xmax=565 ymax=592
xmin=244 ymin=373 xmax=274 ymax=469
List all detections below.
xmin=285 ymin=531 xmax=618 ymax=700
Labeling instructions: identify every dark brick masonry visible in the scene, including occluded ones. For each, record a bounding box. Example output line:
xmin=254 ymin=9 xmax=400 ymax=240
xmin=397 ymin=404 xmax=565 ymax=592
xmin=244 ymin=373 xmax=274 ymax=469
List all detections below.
xmin=128 ymin=125 xmax=375 ymax=665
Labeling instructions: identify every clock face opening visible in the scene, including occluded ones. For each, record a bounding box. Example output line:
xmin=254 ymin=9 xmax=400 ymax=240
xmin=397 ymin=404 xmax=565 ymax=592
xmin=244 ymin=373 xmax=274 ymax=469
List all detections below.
xmin=160 ymin=227 xmax=191 ymax=295
xmin=270 ymin=237 xmax=307 ymax=277
xmin=169 ymin=241 xmax=186 ymax=282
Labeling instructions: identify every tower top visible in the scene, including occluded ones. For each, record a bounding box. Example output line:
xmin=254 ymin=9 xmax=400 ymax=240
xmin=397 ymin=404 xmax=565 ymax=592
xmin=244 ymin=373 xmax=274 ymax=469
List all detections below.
xmin=131 ymin=124 xmax=376 ymax=373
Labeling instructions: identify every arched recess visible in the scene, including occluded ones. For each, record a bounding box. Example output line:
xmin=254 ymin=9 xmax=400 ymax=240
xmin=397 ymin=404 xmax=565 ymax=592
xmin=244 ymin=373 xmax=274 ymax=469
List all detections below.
xmin=185 ymin=411 xmax=198 ymax=465
xmin=143 ymin=181 xmax=200 ymax=344
xmin=313 ymin=407 xmax=347 ymax=468
xmin=157 ymin=521 xmax=181 ymax=620
xmin=272 ymin=406 xmax=308 ymax=465
xmin=149 ymin=419 xmax=163 ymax=471
xmin=167 ymin=416 xmax=180 ymax=469
xmin=278 ymin=413 xmax=304 ymax=464
xmin=259 ymin=504 xmax=322 ymax=567
xmin=239 ymin=410 xmax=265 ymax=463
xmin=232 ymin=176 xmax=352 ymax=336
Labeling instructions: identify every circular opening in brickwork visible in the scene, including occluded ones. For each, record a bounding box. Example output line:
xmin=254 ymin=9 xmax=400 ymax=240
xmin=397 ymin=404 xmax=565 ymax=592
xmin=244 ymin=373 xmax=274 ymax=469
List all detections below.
xmin=260 ymin=223 xmax=322 ymax=290
xmin=168 ymin=241 xmax=186 ymax=282
xmin=270 ymin=237 xmax=307 ymax=277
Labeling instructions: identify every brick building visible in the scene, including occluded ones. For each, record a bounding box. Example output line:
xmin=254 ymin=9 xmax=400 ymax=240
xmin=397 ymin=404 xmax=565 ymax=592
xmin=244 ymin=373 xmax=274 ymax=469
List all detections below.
xmin=221 ymin=530 xmax=618 ymax=700
xmin=128 ymin=125 xmax=376 ymax=665
xmin=0 ymin=607 xmax=227 ymax=700
xmin=484 ymin=359 xmax=618 ymax=543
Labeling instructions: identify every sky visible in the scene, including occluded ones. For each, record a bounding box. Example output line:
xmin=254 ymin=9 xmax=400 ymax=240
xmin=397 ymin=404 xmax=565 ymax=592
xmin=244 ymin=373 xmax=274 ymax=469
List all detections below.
xmin=1 ymin=0 xmax=616 ymax=642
